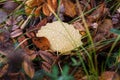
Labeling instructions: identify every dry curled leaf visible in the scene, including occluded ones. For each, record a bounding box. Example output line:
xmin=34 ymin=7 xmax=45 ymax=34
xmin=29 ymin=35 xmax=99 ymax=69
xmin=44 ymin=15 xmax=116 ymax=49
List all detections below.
xmin=62 ymin=0 xmax=76 ymax=17
xmin=25 ymin=0 xmax=57 ymax=16
xmin=37 ymin=21 xmax=83 ymax=54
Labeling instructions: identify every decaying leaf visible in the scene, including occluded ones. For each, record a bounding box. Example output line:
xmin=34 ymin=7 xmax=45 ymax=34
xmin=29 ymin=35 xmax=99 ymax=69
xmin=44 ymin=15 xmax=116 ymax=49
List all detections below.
xmin=0 ymin=9 xmax=7 ymax=24
xmin=0 ymin=32 xmax=5 ymax=43
xmin=117 ymin=7 xmax=120 ymax=13
xmin=32 ymin=37 xmax=50 ymax=51
xmin=18 ymin=36 xmax=28 ymax=49
xmin=25 ymin=0 xmax=57 ymax=16
xmin=42 ymin=3 xmax=51 ymax=16
xmin=72 ymin=20 xmax=86 ymax=35
xmin=100 ymin=71 xmax=120 ymax=80
xmin=87 ymin=3 xmax=107 ymax=22
xmin=3 ymin=0 xmax=19 ymax=13
xmin=94 ymin=19 xmax=113 ymax=42
xmin=41 ymin=61 xmax=51 ymax=72
xmin=22 ymin=56 xmax=35 ymax=78
xmin=36 ymin=21 xmax=82 ymax=54
xmin=43 ymin=0 xmax=57 ymax=16
xmin=0 ymin=64 xmax=8 ymax=77
xmin=10 ymin=29 xmax=23 ymax=38
xmin=62 ymin=0 xmax=76 ymax=17
xmin=38 ymin=50 xmax=56 ymax=64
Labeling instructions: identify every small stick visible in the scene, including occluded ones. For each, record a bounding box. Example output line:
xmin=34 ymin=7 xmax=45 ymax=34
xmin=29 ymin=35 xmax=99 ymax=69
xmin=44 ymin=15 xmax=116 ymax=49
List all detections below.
xmin=0 ymin=50 xmax=7 ymax=56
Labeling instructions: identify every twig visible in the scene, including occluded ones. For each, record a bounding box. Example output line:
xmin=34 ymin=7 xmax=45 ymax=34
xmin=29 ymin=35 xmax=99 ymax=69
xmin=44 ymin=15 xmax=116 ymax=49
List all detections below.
xmin=20 ymin=8 xmax=35 ymax=29
xmin=0 ymin=50 xmax=7 ymax=56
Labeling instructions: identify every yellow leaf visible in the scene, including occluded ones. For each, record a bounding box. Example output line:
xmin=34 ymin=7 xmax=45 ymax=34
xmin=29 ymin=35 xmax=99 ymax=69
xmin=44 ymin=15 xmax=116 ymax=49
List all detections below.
xmin=36 ymin=21 xmax=83 ymax=54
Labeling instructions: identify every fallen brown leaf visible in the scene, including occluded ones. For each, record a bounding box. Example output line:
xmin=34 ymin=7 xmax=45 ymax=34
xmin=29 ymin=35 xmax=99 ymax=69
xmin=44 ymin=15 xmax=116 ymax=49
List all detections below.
xmin=42 ymin=61 xmax=52 ymax=72
xmin=87 ymin=3 xmax=107 ymax=22
xmin=25 ymin=0 xmax=57 ymax=16
xmin=0 ymin=64 xmax=8 ymax=77
xmin=22 ymin=56 xmax=34 ymax=78
xmin=32 ymin=37 xmax=50 ymax=51
xmin=100 ymin=71 xmax=120 ymax=80
xmin=3 ymin=0 xmax=19 ymax=13
xmin=38 ymin=50 xmax=56 ymax=64
xmin=17 ymin=36 xmax=28 ymax=49
xmin=36 ymin=18 xmax=48 ymax=29
xmin=10 ymin=29 xmax=23 ymax=38
xmin=62 ymin=0 xmax=76 ymax=17
xmin=94 ymin=19 xmax=113 ymax=42
xmin=0 ymin=9 xmax=7 ymax=24
xmin=25 ymin=0 xmax=44 ymax=15
xmin=72 ymin=20 xmax=86 ymax=35
xmin=42 ymin=3 xmax=51 ymax=16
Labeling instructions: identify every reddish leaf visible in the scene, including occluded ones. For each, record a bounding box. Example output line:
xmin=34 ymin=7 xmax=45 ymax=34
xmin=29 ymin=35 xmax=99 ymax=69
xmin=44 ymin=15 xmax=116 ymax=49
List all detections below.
xmin=7 ymin=72 xmax=26 ymax=80
xmin=51 ymin=0 xmax=58 ymax=11
xmin=25 ymin=0 xmax=44 ymax=16
xmin=62 ymin=0 xmax=76 ymax=17
xmin=12 ymin=25 xmax=19 ymax=31
xmin=93 ymin=19 xmax=113 ymax=42
xmin=72 ymin=21 xmax=85 ymax=32
xmin=6 ymin=17 xmax=17 ymax=26
xmin=97 ymin=19 xmax=113 ymax=35
xmin=47 ymin=0 xmax=57 ymax=13
xmin=3 ymin=0 xmax=18 ymax=13
xmin=29 ymin=53 xmax=37 ymax=60
xmin=36 ymin=18 xmax=47 ymax=29
xmin=10 ymin=29 xmax=23 ymax=38
xmin=87 ymin=3 xmax=107 ymax=22
xmin=26 ymin=32 xmax=35 ymax=38
xmin=0 ymin=33 xmax=5 ymax=43
xmin=38 ymin=50 xmax=57 ymax=64
xmin=42 ymin=61 xmax=51 ymax=72
xmin=0 ymin=64 xmax=8 ymax=77
xmin=34 ymin=6 xmax=42 ymax=17
xmin=42 ymin=3 xmax=51 ymax=16
xmin=0 ymin=9 xmax=7 ymax=24
xmin=100 ymin=71 xmax=120 ymax=80
xmin=32 ymin=37 xmax=50 ymax=51
xmin=17 ymin=36 xmax=28 ymax=49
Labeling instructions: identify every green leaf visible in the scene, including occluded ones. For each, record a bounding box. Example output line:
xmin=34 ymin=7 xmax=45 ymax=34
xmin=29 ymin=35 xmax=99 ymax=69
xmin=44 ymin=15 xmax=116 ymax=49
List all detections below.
xmin=62 ymin=65 xmax=69 ymax=75
xmin=52 ymin=66 xmax=59 ymax=76
xmin=110 ymin=28 xmax=120 ymax=35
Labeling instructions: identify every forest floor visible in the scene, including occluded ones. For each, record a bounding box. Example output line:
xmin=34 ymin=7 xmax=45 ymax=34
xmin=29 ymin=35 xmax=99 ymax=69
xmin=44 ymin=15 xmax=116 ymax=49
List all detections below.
xmin=0 ymin=0 xmax=120 ymax=80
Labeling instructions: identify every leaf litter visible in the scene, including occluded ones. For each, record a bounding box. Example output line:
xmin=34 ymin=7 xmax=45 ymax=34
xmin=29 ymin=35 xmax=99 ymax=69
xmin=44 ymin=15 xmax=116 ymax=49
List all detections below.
xmin=0 ymin=0 xmax=120 ymax=80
